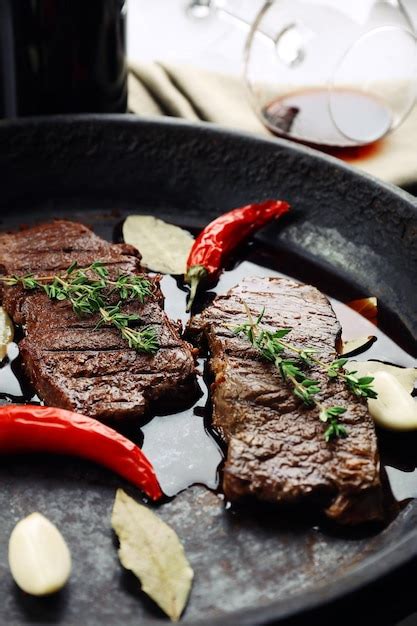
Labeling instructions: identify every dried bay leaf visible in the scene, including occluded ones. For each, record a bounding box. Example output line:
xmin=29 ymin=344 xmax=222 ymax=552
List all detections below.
xmin=123 ymin=215 xmax=194 ymax=275
xmin=0 ymin=307 xmax=14 ymax=360
xmin=111 ymin=489 xmax=193 ymax=622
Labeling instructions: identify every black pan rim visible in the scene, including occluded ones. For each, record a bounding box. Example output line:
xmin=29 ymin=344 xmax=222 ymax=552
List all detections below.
xmin=2 ymin=112 xmax=417 ymax=211
xmin=0 ymin=114 xmax=417 ymax=625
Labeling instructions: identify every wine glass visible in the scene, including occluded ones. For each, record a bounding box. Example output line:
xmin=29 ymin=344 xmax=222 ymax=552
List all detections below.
xmin=187 ymin=0 xmax=417 ymax=149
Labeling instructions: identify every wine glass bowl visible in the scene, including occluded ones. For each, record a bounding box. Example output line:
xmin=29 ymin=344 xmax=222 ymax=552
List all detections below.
xmin=329 ymin=25 xmax=417 ymax=144
xmin=244 ymin=0 xmax=417 ymax=148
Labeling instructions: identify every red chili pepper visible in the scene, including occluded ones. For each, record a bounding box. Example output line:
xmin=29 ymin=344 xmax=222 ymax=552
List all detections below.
xmin=0 ymin=405 xmax=162 ymax=501
xmin=185 ymin=200 xmax=290 ymax=310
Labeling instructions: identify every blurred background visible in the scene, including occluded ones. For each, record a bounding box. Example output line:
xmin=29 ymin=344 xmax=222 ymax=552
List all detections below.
xmin=124 ymin=0 xmax=417 ymax=190
xmin=127 ymin=0 xmax=417 ymax=75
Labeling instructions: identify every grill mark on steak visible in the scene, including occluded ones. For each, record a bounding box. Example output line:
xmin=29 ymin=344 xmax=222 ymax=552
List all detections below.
xmin=0 ymin=220 xmax=199 ymax=423
xmin=188 ymin=276 xmax=383 ymax=525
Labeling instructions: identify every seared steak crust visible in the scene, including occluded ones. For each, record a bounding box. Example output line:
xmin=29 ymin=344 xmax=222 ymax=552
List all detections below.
xmin=188 ymin=276 xmax=382 ymax=524
xmin=0 ymin=220 xmax=198 ymax=423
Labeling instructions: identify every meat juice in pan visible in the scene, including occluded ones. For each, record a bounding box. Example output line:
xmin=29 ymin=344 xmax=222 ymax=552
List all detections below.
xmin=1 ymin=250 xmax=416 ymax=508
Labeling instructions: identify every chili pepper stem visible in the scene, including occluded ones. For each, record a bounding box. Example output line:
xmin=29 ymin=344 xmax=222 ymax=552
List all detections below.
xmin=187 ymin=277 xmax=200 ymax=312
xmin=185 ymin=265 xmax=208 ymax=312
xmin=184 ymin=200 xmax=291 ymax=311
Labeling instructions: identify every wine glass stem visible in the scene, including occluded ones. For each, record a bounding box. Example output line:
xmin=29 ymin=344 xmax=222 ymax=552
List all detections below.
xmin=216 ymin=5 xmax=253 ymax=29
xmin=187 ymin=0 xmax=253 ymax=28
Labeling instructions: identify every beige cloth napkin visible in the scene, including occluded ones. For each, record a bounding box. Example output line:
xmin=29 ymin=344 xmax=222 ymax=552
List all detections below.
xmin=129 ymin=61 xmax=417 ymax=190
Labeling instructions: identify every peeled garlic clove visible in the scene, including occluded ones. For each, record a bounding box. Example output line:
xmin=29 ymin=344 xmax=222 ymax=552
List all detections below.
xmin=9 ymin=512 xmax=71 ymax=596
xmin=368 ymin=371 xmax=417 ymax=431
xmin=346 ymin=361 xmax=417 ymax=394
xmin=0 ymin=307 xmax=14 ymax=361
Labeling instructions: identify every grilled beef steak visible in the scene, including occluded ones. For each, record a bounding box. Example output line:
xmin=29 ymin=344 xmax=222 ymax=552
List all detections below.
xmin=0 ymin=220 xmax=198 ymax=422
xmin=188 ymin=276 xmax=382 ymax=525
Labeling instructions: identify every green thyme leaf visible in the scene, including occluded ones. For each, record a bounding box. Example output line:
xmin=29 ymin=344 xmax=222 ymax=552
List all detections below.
xmin=319 ymin=406 xmax=347 ymax=423
xmin=230 ymin=303 xmax=378 ymax=443
xmin=1 ymin=262 xmax=157 ymax=355
xmin=324 ymin=418 xmax=348 ymax=442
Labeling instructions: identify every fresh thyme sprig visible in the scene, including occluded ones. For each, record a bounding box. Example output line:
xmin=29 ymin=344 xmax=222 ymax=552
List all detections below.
xmin=3 ymin=262 xmax=153 ymax=313
xmin=97 ymin=305 xmax=159 ymax=354
xmin=231 ymin=304 xmax=377 ymax=442
xmin=319 ymin=406 xmax=348 ymax=442
xmin=1 ymin=261 xmax=158 ymax=354
xmin=327 ymin=358 xmax=378 ymax=399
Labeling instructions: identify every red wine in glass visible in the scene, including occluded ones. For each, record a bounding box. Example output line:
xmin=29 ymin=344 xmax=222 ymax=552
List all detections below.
xmin=262 ymin=87 xmax=393 ymax=158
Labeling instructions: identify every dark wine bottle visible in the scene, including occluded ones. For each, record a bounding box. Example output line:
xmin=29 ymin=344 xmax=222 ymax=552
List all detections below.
xmin=0 ymin=0 xmax=127 ymax=117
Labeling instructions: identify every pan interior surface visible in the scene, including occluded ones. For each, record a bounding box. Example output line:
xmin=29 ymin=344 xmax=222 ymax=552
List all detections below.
xmin=0 ymin=117 xmax=416 ymax=625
